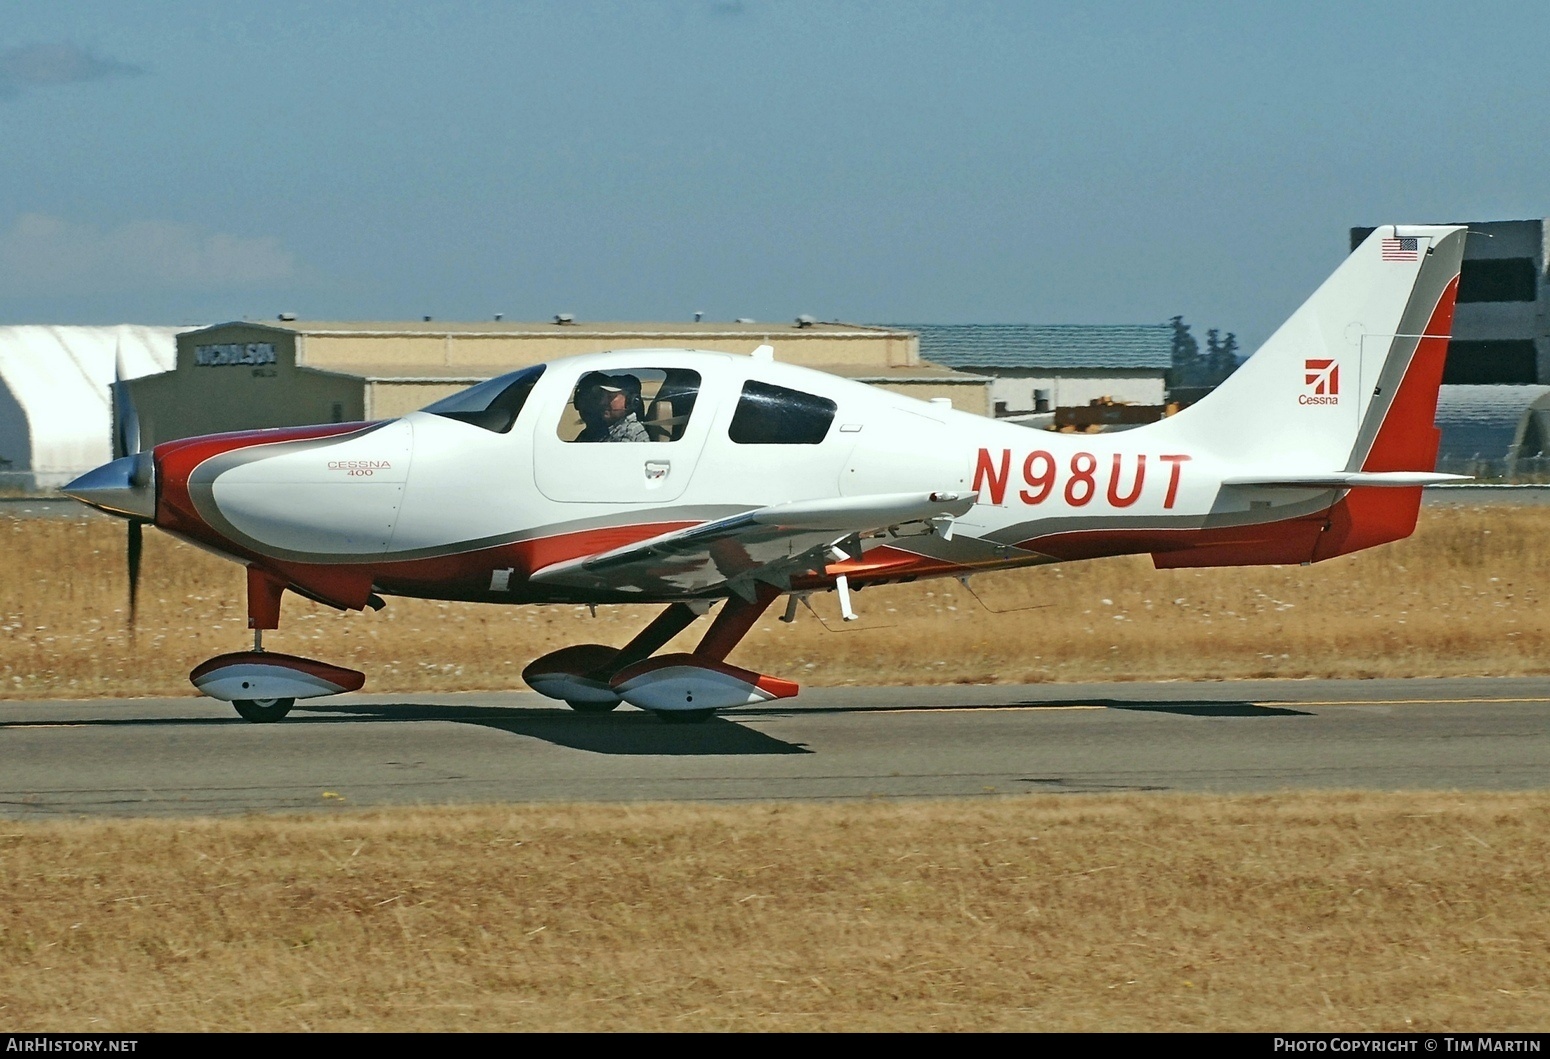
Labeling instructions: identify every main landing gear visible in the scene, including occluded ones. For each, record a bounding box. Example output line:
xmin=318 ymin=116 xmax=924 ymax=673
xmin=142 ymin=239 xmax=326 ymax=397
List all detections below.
xmin=523 ymin=586 xmax=799 ymax=723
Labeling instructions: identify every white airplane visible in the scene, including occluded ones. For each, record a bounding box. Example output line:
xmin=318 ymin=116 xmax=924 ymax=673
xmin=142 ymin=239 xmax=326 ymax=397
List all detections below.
xmin=66 ymin=225 xmax=1467 ymax=723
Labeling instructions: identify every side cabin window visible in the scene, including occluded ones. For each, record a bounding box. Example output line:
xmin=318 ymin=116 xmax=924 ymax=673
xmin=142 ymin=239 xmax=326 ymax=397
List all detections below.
xmin=728 ymin=380 xmax=837 ymax=444
xmin=422 ymin=365 xmax=545 ymax=434
xmin=557 ymin=368 xmax=702 ymax=443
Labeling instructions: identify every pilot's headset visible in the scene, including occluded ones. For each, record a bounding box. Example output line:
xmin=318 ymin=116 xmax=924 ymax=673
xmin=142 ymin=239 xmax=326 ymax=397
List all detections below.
xmin=615 ymin=374 xmax=645 ymax=419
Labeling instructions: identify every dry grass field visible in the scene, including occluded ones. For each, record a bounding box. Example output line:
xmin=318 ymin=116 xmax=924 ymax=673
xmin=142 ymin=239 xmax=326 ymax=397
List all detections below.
xmin=1 ymin=504 xmax=1546 ymax=699
xmin=4 ymin=508 xmax=1549 ymax=1032
xmin=1 ymin=792 xmax=1546 ymax=1031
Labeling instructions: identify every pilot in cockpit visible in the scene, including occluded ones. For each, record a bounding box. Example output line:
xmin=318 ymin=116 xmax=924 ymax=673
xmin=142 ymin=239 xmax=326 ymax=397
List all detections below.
xmin=574 ymin=371 xmax=650 ymax=443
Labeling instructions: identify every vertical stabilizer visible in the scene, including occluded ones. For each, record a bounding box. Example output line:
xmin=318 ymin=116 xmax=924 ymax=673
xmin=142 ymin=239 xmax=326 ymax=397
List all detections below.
xmin=1157 ymin=225 xmax=1466 ymax=478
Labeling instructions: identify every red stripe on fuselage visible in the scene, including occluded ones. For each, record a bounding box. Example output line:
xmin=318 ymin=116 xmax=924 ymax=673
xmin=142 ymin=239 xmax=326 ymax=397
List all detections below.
xmin=1018 ymin=512 xmax=1328 ymax=568
xmin=371 ymin=521 xmax=700 ymax=600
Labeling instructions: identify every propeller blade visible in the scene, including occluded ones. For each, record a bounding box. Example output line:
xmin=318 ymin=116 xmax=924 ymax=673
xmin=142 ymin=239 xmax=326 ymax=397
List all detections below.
xmin=112 ymin=339 xmax=141 ymax=459
xmin=127 ymin=520 xmax=142 ymax=625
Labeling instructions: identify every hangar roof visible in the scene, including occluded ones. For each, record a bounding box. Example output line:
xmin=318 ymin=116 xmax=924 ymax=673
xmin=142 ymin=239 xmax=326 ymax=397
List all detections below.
xmin=338 ymin=359 xmax=983 ymax=384
xmin=185 ymin=319 xmax=910 ymax=338
xmin=907 ymin=324 xmax=1174 ymax=371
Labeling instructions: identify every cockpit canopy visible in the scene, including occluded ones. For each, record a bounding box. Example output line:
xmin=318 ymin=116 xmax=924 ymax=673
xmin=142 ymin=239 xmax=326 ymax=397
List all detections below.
xmin=421 ymin=365 xmax=545 ymax=433
xmin=421 ymin=358 xmax=841 ymax=445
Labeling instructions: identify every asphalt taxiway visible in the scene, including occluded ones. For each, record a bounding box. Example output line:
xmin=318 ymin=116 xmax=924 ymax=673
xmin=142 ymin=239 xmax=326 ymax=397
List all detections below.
xmin=0 ymin=677 xmax=1546 ymax=817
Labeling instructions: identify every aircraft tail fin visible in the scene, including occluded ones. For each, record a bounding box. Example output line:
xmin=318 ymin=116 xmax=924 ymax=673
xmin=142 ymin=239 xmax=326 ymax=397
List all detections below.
xmin=1162 ymin=224 xmax=1466 ymax=477
xmin=1144 ymin=224 xmax=1467 ymax=565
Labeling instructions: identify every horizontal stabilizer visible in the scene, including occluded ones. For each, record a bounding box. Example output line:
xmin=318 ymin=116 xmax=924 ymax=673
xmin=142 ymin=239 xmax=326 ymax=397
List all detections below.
xmin=1221 ymin=472 xmax=1470 ymax=488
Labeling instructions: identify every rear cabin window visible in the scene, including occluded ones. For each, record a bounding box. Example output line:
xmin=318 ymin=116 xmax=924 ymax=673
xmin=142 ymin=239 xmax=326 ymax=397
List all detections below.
xmin=422 ymin=365 xmax=544 ymax=434
xmin=728 ymin=380 xmax=837 ymax=445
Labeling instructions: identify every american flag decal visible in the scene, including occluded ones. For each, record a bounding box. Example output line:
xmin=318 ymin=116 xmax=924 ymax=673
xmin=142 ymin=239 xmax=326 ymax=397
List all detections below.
xmin=1381 ymin=236 xmax=1419 ymax=261
xmin=1305 ymin=358 xmax=1339 ymax=395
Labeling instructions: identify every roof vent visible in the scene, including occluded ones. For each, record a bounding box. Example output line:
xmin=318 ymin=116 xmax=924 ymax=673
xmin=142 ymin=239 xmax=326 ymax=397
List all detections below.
xmin=554 ymin=313 xmax=575 ymax=325
xmin=795 ymin=314 xmax=816 ymax=328
xmin=277 ymin=312 xmax=296 ymax=322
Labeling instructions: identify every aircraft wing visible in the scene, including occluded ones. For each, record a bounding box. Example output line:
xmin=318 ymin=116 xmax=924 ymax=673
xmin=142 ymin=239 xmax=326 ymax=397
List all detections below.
xmin=528 ymin=490 xmax=977 ymax=598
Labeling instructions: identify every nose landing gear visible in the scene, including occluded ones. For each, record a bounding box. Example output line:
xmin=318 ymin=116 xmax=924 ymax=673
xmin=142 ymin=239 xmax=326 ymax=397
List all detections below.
xmin=191 ymin=570 xmax=364 ymax=723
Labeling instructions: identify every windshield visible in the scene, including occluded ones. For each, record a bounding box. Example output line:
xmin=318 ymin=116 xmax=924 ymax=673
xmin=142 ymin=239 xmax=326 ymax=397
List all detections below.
xmin=422 ymin=365 xmax=545 ymax=433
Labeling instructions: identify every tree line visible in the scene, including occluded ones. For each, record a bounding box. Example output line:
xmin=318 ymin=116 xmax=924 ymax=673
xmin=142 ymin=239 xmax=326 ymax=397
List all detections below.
xmin=1169 ymin=315 xmax=1239 ymax=390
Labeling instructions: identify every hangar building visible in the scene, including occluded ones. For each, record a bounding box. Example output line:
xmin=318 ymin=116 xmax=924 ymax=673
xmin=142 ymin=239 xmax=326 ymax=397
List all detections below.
xmin=1351 ymin=218 xmax=1550 ymax=384
xmin=0 ymin=325 xmax=182 ymax=490
xmin=126 ymin=318 xmax=990 ymax=450
xmin=908 ymin=324 xmax=1173 ymax=417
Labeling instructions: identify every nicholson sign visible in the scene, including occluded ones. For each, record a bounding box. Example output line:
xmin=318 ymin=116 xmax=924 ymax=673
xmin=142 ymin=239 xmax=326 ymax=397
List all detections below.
xmin=194 ymin=342 xmax=278 ymax=367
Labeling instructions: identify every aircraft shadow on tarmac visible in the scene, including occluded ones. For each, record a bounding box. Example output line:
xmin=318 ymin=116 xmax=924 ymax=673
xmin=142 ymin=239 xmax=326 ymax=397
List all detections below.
xmin=0 ymin=703 xmax=811 ymax=756
xmin=738 ymin=697 xmax=1313 ymax=719
xmin=1036 ymin=698 xmax=1313 ymax=717
xmin=0 ymin=694 xmax=1307 ymax=757
xmin=294 ymin=701 xmax=813 ymax=756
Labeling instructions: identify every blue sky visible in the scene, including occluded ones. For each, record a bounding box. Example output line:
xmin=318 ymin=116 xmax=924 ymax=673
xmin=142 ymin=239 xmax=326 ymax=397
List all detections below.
xmin=1 ymin=1 xmax=1546 ymax=352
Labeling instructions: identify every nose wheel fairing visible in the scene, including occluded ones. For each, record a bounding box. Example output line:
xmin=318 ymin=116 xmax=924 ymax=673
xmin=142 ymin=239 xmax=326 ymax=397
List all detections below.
xmin=190 ymin=651 xmax=365 ymax=703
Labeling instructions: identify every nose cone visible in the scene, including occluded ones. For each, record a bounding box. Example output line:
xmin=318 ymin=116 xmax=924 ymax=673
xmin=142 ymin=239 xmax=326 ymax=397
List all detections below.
xmin=63 ymin=453 xmax=156 ymax=521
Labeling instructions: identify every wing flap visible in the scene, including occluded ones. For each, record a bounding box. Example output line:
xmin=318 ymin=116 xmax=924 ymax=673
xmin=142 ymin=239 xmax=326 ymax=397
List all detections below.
xmin=529 ymin=490 xmax=976 ymax=596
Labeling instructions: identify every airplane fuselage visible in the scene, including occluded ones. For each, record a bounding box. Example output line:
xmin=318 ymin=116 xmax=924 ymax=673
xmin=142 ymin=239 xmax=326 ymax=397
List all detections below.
xmin=140 ymin=346 xmax=1404 ymax=614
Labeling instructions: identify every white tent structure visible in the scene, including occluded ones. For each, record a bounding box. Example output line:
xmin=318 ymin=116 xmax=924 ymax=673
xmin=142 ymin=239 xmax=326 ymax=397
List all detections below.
xmin=0 ymin=325 xmax=184 ymax=490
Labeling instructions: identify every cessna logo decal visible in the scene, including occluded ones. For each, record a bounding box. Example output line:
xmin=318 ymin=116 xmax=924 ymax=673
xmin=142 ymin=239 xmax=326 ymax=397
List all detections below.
xmin=1300 ymin=358 xmax=1339 ymax=405
xmin=327 ymin=459 xmax=392 ymax=476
